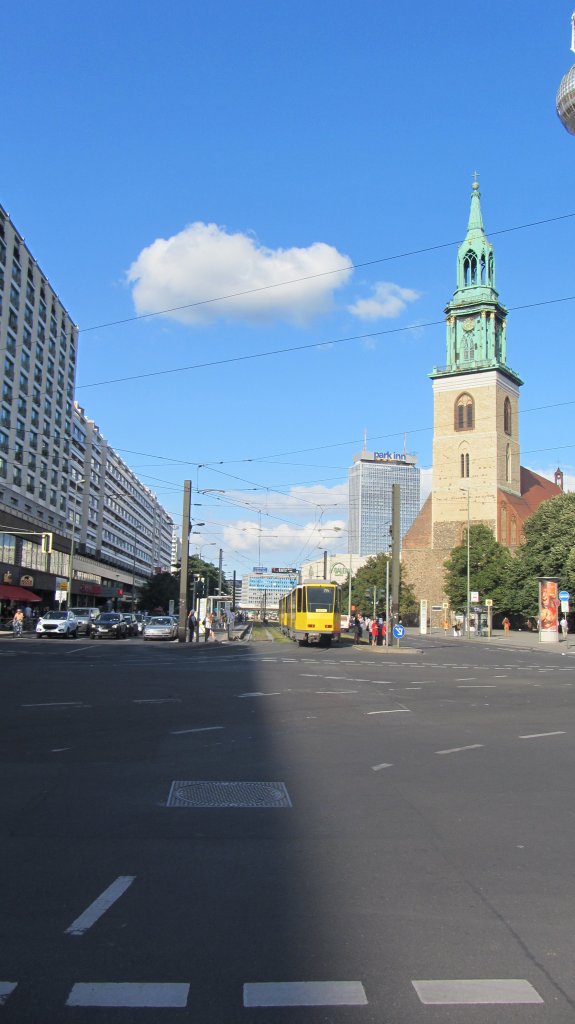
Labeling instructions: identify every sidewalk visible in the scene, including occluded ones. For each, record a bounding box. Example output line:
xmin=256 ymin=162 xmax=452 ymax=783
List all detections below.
xmin=351 ymin=627 xmax=575 ymax=655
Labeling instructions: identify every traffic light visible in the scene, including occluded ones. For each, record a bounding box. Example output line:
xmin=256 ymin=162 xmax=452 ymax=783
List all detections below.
xmin=41 ymin=532 xmax=52 ymax=554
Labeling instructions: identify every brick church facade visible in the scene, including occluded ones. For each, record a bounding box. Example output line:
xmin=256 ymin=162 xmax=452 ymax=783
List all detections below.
xmin=402 ymin=181 xmax=561 ymax=621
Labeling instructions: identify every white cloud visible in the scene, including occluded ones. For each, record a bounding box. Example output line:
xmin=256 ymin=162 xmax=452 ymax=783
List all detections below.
xmin=127 ymin=223 xmax=352 ymax=326
xmin=223 ymin=517 xmax=347 ymax=553
xmin=348 ymin=281 xmax=420 ymax=321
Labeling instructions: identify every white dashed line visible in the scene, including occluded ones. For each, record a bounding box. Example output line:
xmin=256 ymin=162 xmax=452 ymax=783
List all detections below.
xmin=171 ymin=726 xmax=224 ymax=735
xmin=243 ymin=982 xmax=367 ymax=1007
xmin=66 ymin=982 xmax=190 ymax=1008
xmin=132 ymin=698 xmax=181 ymax=704
xmin=65 ymin=876 xmax=135 ymax=936
xmin=238 ymin=692 xmax=282 ymax=698
xmin=21 ymin=701 xmax=89 ymax=708
xmin=457 ymin=685 xmax=496 ymax=689
xmin=412 ymin=979 xmax=543 ymax=1005
xmin=435 ymin=744 xmax=484 ymax=755
xmin=366 ymin=709 xmax=411 ymax=715
xmin=316 ymin=690 xmax=358 ymax=694
xmin=519 ymin=731 xmax=566 ymax=739
xmin=0 ymin=983 xmax=17 ymax=1005
xmin=371 ymin=763 xmax=393 ymax=771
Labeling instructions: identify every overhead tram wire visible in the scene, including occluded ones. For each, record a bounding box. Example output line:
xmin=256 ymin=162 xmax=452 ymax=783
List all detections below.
xmin=75 ymin=293 xmax=575 ymax=393
xmin=78 ymin=211 xmax=575 ymax=335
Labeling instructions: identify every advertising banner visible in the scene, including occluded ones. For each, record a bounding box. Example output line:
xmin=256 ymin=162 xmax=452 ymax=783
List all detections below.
xmin=539 ymin=577 xmax=559 ymax=644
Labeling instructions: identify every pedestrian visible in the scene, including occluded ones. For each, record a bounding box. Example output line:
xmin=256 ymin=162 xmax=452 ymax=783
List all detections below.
xmin=376 ymin=615 xmax=385 ymax=646
xmin=353 ymin=614 xmax=362 ymax=644
xmin=502 ymin=616 xmax=511 ymax=634
xmin=12 ymin=608 xmax=24 ymax=638
xmin=561 ymin=617 xmax=568 ymax=637
xmin=443 ymin=619 xmax=449 ymax=636
xmin=203 ymin=612 xmax=214 ymax=643
xmin=187 ymin=609 xmax=197 ymax=643
xmin=365 ymin=616 xmax=372 ymax=644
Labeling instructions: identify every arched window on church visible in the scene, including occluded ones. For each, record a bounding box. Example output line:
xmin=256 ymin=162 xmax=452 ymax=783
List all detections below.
xmin=501 ymin=502 xmax=507 ymax=543
xmin=504 ymin=396 xmax=512 ymax=435
xmin=480 ymin=253 xmax=486 ymax=283
xmin=460 ymin=451 xmax=470 ymax=478
xmin=488 ymin=253 xmax=494 ymax=284
xmin=455 ymin=393 xmax=474 ymax=431
xmin=463 ymin=250 xmax=477 ymax=286
xmin=506 ymin=444 xmax=511 ymax=483
xmin=510 ymin=517 xmax=517 ymax=546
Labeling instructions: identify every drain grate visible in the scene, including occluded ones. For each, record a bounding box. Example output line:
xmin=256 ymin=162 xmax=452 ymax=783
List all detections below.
xmin=166 ymin=780 xmax=292 ymax=808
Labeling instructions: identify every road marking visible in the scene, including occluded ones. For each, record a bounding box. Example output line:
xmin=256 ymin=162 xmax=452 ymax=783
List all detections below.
xmin=171 ymin=726 xmax=224 ymax=735
xmin=21 ymin=701 xmax=88 ymax=708
xmin=455 ymin=677 xmax=476 ymax=681
xmin=403 ymin=687 xmax=421 ymax=690
xmin=457 ymin=685 xmax=496 ymax=689
xmin=65 ymin=876 xmax=135 ymax=936
xmin=366 ymin=709 xmax=411 ymax=715
xmin=519 ymin=731 xmax=566 ymax=739
xmin=412 ymin=979 xmax=543 ymax=1005
xmin=371 ymin=763 xmax=393 ymax=771
xmin=300 ymin=674 xmax=318 ymax=677
xmin=494 ymin=674 xmax=507 ymax=678
xmin=238 ymin=692 xmax=282 ymax=698
xmin=132 ymin=698 xmax=181 ymax=704
xmin=63 ymin=645 xmax=94 ymax=655
xmin=435 ymin=744 xmax=484 ymax=755
xmin=316 ymin=690 xmax=357 ymax=694
xmin=243 ymin=982 xmax=367 ymax=1007
xmin=66 ymin=982 xmax=190 ymax=1007
xmin=0 ymin=983 xmax=17 ymax=1005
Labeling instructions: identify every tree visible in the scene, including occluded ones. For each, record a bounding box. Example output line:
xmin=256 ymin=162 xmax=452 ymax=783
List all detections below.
xmin=444 ymin=524 xmax=512 ymax=613
xmin=139 ymin=571 xmax=178 ymax=613
xmin=349 ymin=552 xmax=417 ymax=619
xmin=505 ymin=493 xmax=575 ymax=617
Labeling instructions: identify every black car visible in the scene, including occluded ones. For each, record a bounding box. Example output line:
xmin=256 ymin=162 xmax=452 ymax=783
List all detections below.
xmin=91 ymin=613 xmax=128 ymax=639
xmin=120 ymin=613 xmax=139 ymax=637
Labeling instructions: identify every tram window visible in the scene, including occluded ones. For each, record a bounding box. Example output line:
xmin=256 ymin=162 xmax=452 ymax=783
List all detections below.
xmin=335 ymin=589 xmax=341 ymax=612
xmin=306 ymin=586 xmax=334 ymax=612
xmin=297 ymin=588 xmax=303 ymax=612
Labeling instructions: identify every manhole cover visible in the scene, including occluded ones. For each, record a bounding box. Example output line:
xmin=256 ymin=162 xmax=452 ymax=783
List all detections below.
xmin=166 ymin=781 xmax=292 ymax=808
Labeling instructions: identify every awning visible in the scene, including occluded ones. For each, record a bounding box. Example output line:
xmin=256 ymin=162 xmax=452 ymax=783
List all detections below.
xmin=0 ymin=585 xmax=42 ymax=602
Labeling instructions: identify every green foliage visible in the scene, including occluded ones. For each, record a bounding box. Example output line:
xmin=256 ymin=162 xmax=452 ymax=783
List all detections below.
xmin=348 ymin=552 xmax=416 ymax=618
xmin=443 ymin=524 xmax=512 ymax=613
xmin=140 ymin=571 xmax=178 ymax=613
xmin=506 ymin=492 xmax=575 ymax=616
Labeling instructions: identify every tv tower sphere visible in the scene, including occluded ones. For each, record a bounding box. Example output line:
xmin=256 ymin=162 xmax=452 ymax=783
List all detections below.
xmin=557 ymin=64 xmax=575 ymax=135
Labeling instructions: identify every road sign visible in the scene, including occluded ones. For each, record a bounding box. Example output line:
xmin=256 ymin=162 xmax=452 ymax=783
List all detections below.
xmin=561 ymin=600 xmax=569 ymax=614
xmin=470 ymin=591 xmax=479 ymax=603
xmin=485 ymin=599 xmax=493 ymax=607
xmin=392 ymin=624 xmax=405 ymax=639
xmin=559 ymin=590 xmax=570 ymax=601
xmin=442 ymin=601 xmax=449 ymax=609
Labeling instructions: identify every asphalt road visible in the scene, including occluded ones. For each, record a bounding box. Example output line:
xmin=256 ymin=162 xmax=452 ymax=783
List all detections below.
xmin=1 ymin=632 xmax=574 ymax=1022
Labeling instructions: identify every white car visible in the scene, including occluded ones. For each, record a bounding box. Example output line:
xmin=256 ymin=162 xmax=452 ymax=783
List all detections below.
xmin=36 ymin=611 xmax=78 ymax=638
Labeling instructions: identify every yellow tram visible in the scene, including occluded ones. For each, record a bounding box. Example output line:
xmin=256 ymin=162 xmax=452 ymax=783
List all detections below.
xmin=278 ymin=580 xmax=341 ymax=646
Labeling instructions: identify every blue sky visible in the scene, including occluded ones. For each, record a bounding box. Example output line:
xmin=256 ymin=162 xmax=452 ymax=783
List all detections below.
xmin=4 ymin=1 xmax=575 ymax=579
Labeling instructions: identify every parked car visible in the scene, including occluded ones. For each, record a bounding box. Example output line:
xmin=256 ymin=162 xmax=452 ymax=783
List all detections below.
xmin=69 ymin=606 xmax=100 ymax=636
xmin=91 ymin=613 xmax=128 ymax=639
xmin=120 ymin=612 xmax=139 ymax=637
xmin=36 ymin=611 xmax=78 ymax=639
xmin=143 ymin=616 xmax=179 ymax=641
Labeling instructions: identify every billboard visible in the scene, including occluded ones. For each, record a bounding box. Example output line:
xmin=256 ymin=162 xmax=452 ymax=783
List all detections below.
xmin=539 ymin=578 xmax=559 ymax=633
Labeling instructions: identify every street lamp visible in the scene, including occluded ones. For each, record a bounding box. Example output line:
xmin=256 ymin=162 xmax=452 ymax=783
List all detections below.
xmin=66 ymin=476 xmax=85 ymax=610
xmin=460 ymin=487 xmax=471 ymax=638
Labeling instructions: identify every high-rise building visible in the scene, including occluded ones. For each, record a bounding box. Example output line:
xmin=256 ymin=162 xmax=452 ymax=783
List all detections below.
xmin=348 ymin=449 xmax=420 ymax=556
xmin=556 ymin=10 xmax=575 ymax=135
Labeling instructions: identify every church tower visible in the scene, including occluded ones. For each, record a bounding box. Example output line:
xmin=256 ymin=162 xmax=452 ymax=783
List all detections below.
xmin=429 ymin=179 xmax=522 ymax=546
xmin=402 ymin=179 xmax=562 ymax=620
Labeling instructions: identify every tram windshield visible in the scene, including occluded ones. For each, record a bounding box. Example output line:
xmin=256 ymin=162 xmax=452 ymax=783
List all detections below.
xmin=306 ymin=586 xmax=335 ymax=612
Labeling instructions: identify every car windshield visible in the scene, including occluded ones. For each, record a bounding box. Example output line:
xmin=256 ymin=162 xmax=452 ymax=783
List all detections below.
xmin=149 ymin=617 xmax=172 ymax=625
xmin=306 ymin=586 xmax=335 ymax=612
xmin=70 ymin=609 xmax=90 ymax=616
xmin=43 ymin=612 xmax=68 ymax=620
xmin=99 ymin=614 xmax=119 ymax=622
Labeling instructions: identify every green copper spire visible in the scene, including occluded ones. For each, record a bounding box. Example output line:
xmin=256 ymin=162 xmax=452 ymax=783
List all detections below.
xmin=430 ymin=178 xmax=522 ymax=385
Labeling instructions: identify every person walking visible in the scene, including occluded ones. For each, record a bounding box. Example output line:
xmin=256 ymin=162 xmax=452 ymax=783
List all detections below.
xmin=12 ymin=608 xmax=24 ymax=638
xmin=353 ymin=614 xmax=362 ymax=644
xmin=203 ymin=612 xmax=212 ymax=643
xmin=187 ymin=609 xmax=197 ymax=643
xmin=502 ymin=616 xmax=511 ymax=634
xmin=560 ymin=616 xmax=568 ymax=637
xmin=371 ymin=619 xmax=378 ymax=646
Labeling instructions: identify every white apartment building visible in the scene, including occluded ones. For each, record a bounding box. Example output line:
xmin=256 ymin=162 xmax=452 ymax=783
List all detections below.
xmin=71 ymin=404 xmax=174 ymax=601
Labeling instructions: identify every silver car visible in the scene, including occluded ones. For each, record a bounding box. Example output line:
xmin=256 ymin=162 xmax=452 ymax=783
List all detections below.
xmin=143 ymin=616 xmax=179 ymax=641
xmin=36 ymin=611 xmax=78 ymax=638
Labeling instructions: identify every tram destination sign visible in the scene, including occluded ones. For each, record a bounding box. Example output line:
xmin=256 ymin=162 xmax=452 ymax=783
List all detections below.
xmin=271 ymin=567 xmax=297 ymax=574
